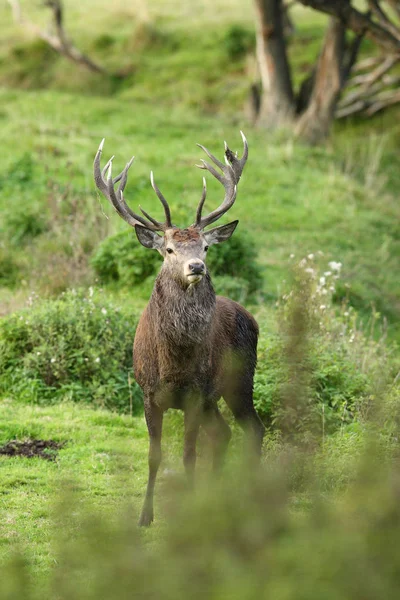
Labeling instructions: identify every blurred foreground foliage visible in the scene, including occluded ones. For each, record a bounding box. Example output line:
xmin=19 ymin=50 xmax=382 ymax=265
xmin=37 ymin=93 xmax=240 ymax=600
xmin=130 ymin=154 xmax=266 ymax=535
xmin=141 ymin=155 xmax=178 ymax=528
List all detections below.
xmin=254 ymin=256 xmax=398 ymax=434
xmin=2 ymin=439 xmax=400 ymax=600
xmin=0 ymin=289 xmax=142 ymax=413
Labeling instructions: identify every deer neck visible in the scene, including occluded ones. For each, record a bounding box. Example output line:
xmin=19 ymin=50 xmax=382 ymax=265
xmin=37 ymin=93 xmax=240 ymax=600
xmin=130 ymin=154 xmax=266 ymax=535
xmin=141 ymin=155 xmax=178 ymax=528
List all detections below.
xmin=150 ymin=270 xmax=216 ymax=347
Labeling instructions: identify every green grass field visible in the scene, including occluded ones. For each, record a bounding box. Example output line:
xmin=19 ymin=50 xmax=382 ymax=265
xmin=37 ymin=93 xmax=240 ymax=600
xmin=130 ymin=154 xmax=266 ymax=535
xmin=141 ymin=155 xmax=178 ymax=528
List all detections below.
xmin=1 ymin=1 xmax=400 ymax=595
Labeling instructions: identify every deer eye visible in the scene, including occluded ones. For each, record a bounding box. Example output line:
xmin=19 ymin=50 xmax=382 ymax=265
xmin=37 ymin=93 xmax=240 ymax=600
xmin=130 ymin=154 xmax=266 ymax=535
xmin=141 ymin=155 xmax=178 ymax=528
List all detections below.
xmin=204 ymin=246 xmax=209 ymax=252
xmin=166 ymin=248 xmax=174 ymax=254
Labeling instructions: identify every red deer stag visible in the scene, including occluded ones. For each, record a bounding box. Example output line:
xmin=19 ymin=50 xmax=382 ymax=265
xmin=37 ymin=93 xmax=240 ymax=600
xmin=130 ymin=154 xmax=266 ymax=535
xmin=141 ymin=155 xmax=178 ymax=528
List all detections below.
xmin=94 ymin=133 xmax=265 ymax=526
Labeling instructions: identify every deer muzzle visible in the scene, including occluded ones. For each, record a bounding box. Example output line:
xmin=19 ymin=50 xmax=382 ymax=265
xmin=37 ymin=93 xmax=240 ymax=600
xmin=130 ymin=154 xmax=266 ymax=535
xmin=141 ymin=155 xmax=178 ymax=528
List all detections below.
xmin=184 ymin=260 xmax=206 ymax=284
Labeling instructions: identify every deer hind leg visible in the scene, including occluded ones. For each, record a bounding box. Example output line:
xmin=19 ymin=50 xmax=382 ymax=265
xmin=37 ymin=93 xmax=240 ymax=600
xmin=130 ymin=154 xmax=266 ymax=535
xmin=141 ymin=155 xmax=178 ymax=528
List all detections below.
xmin=223 ymin=373 xmax=265 ymax=457
xmin=139 ymin=401 xmax=163 ymax=527
xmin=202 ymin=406 xmax=232 ymax=471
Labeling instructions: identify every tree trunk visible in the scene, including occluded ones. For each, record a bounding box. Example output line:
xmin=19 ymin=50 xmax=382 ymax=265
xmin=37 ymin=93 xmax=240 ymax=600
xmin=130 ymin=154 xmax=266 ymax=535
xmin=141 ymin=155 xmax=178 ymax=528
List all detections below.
xmin=254 ymin=0 xmax=295 ymax=128
xmin=295 ymin=18 xmax=346 ymax=144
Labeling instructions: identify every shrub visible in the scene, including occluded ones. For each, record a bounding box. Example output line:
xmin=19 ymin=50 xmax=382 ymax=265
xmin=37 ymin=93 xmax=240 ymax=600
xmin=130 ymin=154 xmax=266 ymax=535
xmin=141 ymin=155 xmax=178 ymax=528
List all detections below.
xmin=212 ymin=275 xmax=250 ymax=303
xmin=206 ymin=230 xmax=263 ymax=297
xmin=0 ymin=289 xmax=142 ymax=413
xmin=253 ymin=257 xmax=394 ymax=434
xmin=92 ymin=228 xmax=263 ymax=300
xmin=0 ymin=248 xmax=19 ymax=286
xmin=223 ymin=24 xmax=255 ymax=60
xmin=91 ymin=230 xmax=161 ymax=287
xmin=0 ymin=152 xmax=35 ymax=189
xmin=4 ymin=207 xmax=47 ymax=244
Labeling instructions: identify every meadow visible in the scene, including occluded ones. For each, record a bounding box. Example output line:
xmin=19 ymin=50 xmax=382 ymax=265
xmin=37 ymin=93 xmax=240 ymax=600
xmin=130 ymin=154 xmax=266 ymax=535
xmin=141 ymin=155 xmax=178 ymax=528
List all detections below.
xmin=0 ymin=1 xmax=400 ymax=597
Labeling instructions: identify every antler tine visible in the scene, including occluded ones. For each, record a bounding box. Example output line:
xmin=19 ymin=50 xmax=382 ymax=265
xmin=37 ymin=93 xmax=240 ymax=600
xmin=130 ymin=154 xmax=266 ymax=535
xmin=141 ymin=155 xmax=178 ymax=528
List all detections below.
xmin=105 ymin=159 xmax=154 ymax=229
xmin=195 ymin=177 xmax=207 ymax=227
xmin=139 ymin=206 xmax=165 ymax=229
xmin=193 ymin=132 xmax=248 ymax=230
xmin=94 ymin=139 xmax=169 ymax=232
xmin=150 ymin=172 xmax=172 ymax=228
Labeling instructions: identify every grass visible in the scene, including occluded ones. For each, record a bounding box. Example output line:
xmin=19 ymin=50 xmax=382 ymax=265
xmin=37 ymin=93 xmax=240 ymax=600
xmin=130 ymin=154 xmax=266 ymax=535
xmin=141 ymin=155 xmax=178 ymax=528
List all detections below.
xmin=0 ymin=400 xmax=155 ymax=578
xmin=1 ymin=86 xmax=399 ymax=337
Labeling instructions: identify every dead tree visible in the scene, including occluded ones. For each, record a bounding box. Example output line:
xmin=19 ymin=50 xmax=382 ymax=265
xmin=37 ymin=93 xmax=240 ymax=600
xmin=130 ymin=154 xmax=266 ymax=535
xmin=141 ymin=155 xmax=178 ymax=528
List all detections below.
xmin=7 ymin=0 xmax=107 ymax=74
xmin=253 ymin=0 xmax=400 ymax=143
xmin=93 ymin=134 xmax=265 ymax=526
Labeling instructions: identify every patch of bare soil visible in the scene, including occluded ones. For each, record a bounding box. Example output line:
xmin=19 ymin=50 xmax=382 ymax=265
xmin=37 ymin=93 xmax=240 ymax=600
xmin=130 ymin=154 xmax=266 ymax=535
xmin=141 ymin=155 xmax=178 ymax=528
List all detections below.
xmin=0 ymin=439 xmax=65 ymax=461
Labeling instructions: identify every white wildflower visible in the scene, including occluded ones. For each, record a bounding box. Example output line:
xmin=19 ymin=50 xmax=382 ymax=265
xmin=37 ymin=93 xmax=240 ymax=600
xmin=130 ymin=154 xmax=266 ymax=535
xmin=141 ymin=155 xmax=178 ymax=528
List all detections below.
xmin=95 ymin=357 xmax=100 ymax=363
xmin=305 ymin=267 xmax=314 ymax=275
xmin=37 ymin=352 xmax=41 ymax=356
xmin=328 ymin=261 xmax=342 ymax=272
xmin=324 ymin=271 xmax=332 ymax=277
xmin=101 ymin=308 xmax=107 ymax=315
xmin=320 ymin=305 xmax=326 ymax=310
xmin=289 ymin=253 xmax=295 ymax=259
xmin=344 ymin=312 xmax=349 ymax=317
xmin=319 ymin=276 xmax=326 ymax=287
xmin=89 ymin=286 xmax=94 ymax=297
xmin=51 ymin=358 xmax=56 ymax=363
xmin=308 ymin=253 xmax=314 ymax=260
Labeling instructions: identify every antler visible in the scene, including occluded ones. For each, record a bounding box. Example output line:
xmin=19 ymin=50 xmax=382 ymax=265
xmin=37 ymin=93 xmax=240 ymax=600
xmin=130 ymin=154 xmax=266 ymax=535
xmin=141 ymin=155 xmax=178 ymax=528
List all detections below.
xmin=94 ymin=139 xmax=173 ymax=232
xmin=193 ymin=131 xmax=248 ymax=230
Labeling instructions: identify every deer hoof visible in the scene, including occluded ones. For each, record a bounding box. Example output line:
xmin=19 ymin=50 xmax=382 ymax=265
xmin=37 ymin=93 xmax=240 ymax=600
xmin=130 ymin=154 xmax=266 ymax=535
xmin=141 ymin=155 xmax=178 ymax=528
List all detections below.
xmin=138 ymin=510 xmax=154 ymax=527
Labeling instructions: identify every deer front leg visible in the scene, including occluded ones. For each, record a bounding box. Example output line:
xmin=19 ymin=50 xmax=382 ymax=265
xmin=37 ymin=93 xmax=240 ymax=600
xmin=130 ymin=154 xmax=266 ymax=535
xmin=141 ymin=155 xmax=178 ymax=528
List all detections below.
xmin=183 ymin=404 xmax=202 ymax=488
xmin=139 ymin=401 xmax=163 ymax=527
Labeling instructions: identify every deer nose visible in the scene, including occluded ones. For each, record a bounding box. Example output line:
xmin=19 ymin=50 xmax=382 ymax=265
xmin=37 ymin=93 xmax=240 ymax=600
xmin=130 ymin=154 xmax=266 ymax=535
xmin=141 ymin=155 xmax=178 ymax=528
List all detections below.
xmin=188 ymin=261 xmax=205 ymax=275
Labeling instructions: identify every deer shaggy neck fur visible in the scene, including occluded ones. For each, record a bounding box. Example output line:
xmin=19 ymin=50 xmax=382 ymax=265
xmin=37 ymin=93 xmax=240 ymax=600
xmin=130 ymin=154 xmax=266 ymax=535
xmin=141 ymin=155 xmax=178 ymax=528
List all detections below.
xmin=152 ymin=268 xmax=216 ymax=347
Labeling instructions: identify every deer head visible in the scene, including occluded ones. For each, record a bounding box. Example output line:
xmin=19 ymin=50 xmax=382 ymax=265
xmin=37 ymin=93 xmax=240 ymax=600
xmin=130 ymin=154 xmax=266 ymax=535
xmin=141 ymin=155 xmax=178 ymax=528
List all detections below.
xmin=93 ymin=133 xmax=248 ymax=287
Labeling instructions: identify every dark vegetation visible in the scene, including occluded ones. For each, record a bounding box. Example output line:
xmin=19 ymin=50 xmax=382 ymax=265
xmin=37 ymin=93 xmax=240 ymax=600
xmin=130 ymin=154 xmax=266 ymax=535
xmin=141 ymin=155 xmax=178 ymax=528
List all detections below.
xmin=0 ymin=289 xmax=142 ymax=413
xmin=0 ymin=438 xmax=65 ymax=461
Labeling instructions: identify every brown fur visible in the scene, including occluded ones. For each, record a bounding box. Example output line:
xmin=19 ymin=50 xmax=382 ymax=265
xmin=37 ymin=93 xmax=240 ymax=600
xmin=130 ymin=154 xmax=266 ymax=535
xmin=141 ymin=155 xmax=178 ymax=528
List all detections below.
xmin=135 ymin=262 xmax=265 ymax=527
xmin=171 ymin=227 xmax=201 ymax=242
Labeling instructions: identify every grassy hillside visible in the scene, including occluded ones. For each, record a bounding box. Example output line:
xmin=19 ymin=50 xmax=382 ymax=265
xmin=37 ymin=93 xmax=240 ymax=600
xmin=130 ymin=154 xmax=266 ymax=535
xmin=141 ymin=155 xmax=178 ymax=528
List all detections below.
xmin=1 ymin=87 xmax=399 ymax=337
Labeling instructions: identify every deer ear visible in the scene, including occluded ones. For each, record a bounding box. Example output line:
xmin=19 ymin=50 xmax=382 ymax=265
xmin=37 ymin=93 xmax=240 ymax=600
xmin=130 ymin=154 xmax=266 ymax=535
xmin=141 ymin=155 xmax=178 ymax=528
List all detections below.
xmin=203 ymin=220 xmax=238 ymax=246
xmin=135 ymin=224 xmax=164 ymax=251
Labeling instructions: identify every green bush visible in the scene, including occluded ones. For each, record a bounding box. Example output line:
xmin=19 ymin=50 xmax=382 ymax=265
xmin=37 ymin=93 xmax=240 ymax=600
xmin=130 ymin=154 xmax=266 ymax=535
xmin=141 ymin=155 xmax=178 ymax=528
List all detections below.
xmin=0 ymin=248 xmax=19 ymax=286
xmin=92 ymin=228 xmax=263 ymax=299
xmin=0 ymin=289 xmax=142 ymax=413
xmin=254 ymin=325 xmax=376 ymax=432
xmin=91 ymin=230 xmax=161 ymax=286
xmin=223 ymin=24 xmax=255 ymax=59
xmin=4 ymin=207 xmax=47 ymax=244
xmin=207 ymin=230 xmax=263 ymax=296
xmin=212 ymin=275 xmax=250 ymax=303
xmin=0 ymin=152 xmax=35 ymax=189
xmin=253 ymin=258 xmax=394 ymax=434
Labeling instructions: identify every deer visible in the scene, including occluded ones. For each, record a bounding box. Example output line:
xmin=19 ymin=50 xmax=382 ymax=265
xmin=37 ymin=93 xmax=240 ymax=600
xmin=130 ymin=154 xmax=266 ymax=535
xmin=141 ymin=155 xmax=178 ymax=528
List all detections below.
xmin=94 ymin=133 xmax=265 ymax=526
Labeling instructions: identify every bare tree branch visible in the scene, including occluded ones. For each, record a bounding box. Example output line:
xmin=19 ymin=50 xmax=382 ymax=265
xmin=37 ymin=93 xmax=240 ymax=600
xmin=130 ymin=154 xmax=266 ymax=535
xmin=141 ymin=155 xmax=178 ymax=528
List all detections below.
xmin=7 ymin=0 xmax=107 ymax=74
xmin=337 ymin=47 xmax=400 ymax=118
xmin=386 ymin=0 xmax=400 ymax=21
xmin=367 ymin=1 xmax=400 ymax=40
xmin=352 ymin=56 xmax=382 ymax=71
xmin=341 ymin=29 xmax=366 ymax=82
xmin=299 ymin=0 xmax=400 ymax=53
xmin=336 ymin=88 xmax=400 ymax=117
